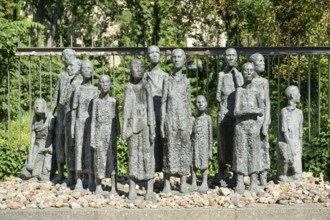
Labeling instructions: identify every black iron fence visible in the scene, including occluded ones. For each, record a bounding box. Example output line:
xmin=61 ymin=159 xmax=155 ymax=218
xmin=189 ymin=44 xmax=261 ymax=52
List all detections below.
xmin=4 ymin=34 xmax=330 ymax=149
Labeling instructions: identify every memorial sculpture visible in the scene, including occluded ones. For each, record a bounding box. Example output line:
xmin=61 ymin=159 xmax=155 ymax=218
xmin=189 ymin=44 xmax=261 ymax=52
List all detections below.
xmin=161 ymin=48 xmax=192 ymax=194
xmin=72 ymin=60 xmax=98 ymax=191
xmin=122 ymin=59 xmax=156 ymax=201
xmin=233 ymin=62 xmax=263 ymax=194
xmin=191 ymin=95 xmax=213 ymax=192
xmin=50 ymin=48 xmax=81 ymax=183
xmin=216 ymin=48 xmax=244 ymax=181
xmin=90 ymin=75 xmax=120 ymax=195
xmin=24 ymin=98 xmax=54 ymax=181
xmin=145 ymin=45 xmax=169 ymax=172
xmin=65 ymin=59 xmax=84 ymax=185
xmin=277 ymin=85 xmax=303 ymax=182
xmin=248 ymin=53 xmax=271 ymax=188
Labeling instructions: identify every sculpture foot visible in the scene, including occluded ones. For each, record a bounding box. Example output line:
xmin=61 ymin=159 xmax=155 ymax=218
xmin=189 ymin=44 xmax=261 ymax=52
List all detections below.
xmin=52 ymin=175 xmax=65 ymax=183
xmin=198 ymin=184 xmax=209 ymax=192
xmin=235 ymin=185 xmax=245 ymax=194
xmin=145 ymin=193 xmax=157 ymax=201
xmin=190 ymin=184 xmax=198 ymax=191
xmin=279 ymin=175 xmax=288 ymax=182
xmin=95 ymin=185 xmax=106 ymax=195
xmin=162 ymin=182 xmax=172 ymax=194
xmin=250 ymin=184 xmax=258 ymax=193
xmin=128 ymin=192 xmax=138 ymax=200
xmin=109 ymin=189 xmax=119 ymax=196
xmin=74 ymin=179 xmax=85 ymax=192
xmin=292 ymin=174 xmax=301 ymax=180
xmin=179 ymin=185 xmax=189 ymax=194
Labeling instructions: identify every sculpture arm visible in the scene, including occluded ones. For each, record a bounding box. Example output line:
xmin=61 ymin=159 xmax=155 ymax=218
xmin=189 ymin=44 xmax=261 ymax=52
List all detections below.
xmin=186 ymin=79 xmax=193 ymax=134
xmin=233 ymin=68 xmax=244 ymax=87
xmin=299 ymin=110 xmax=303 ymax=145
xmin=208 ymin=116 xmax=213 ymax=159
xmin=71 ymin=88 xmax=79 ymax=139
xmin=262 ymin=79 xmax=271 ymax=136
xmin=234 ymin=87 xmax=242 ymax=117
xmin=90 ymin=99 xmax=97 ymax=149
xmin=146 ymin=83 xmax=156 ymax=143
xmin=115 ymin=100 xmax=121 ymax=136
xmin=27 ymin=117 xmax=36 ymax=171
xmin=122 ymin=86 xmax=132 ymax=143
xmin=160 ymin=75 xmax=169 ymax=138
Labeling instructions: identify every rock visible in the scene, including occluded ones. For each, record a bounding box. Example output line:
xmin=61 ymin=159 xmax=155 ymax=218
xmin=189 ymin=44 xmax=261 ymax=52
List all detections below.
xmin=278 ymin=200 xmax=289 ymax=205
xmin=179 ymin=200 xmax=188 ymax=206
xmin=69 ymin=201 xmax=81 ymax=209
xmin=55 ymin=199 xmax=64 ymax=208
xmin=219 ymin=187 xmax=231 ymax=196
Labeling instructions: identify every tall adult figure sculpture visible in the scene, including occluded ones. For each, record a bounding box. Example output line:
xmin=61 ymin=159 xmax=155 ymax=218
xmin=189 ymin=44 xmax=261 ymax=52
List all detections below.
xmin=216 ymin=48 xmax=244 ymax=181
xmin=161 ymin=48 xmax=192 ymax=193
xmin=145 ymin=45 xmax=169 ymax=172
xmin=50 ymin=49 xmax=82 ymax=183
xmin=249 ymin=53 xmax=271 ymax=189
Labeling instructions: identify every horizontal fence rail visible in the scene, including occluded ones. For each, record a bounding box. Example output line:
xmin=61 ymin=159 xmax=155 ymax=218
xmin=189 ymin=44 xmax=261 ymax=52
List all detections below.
xmin=16 ymin=46 xmax=330 ymax=56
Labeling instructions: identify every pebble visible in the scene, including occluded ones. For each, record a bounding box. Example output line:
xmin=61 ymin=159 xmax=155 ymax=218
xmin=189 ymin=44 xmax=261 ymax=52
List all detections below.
xmin=0 ymin=172 xmax=329 ymax=210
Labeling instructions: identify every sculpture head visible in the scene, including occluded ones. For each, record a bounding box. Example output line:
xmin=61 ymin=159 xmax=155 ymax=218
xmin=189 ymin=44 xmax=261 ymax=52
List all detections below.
xmin=242 ymin=62 xmax=255 ymax=83
xmin=81 ymin=60 xmax=93 ymax=80
xmin=249 ymin=53 xmax=265 ymax=74
xmin=148 ymin=45 xmax=160 ymax=65
xmin=98 ymin=75 xmax=111 ymax=93
xmin=172 ymin=48 xmax=186 ymax=70
xmin=285 ymin=85 xmax=300 ymax=103
xmin=34 ymin=98 xmax=48 ymax=116
xmin=67 ymin=59 xmax=81 ymax=76
xmin=224 ymin=48 xmax=237 ymax=67
xmin=195 ymin=95 xmax=207 ymax=113
xmin=130 ymin=59 xmax=145 ymax=82
xmin=62 ymin=49 xmax=76 ymax=66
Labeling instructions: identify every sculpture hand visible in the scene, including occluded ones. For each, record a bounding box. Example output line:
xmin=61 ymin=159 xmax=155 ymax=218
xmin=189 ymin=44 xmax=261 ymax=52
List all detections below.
xmin=261 ymin=125 xmax=268 ymax=137
xmin=121 ymin=137 xmax=126 ymax=145
xmin=26 ymin=164 xmax=33 ymax=172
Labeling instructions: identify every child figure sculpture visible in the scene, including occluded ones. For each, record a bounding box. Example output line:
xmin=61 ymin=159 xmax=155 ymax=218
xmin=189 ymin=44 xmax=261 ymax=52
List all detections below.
xmin=91 ymin=75 xmax=120 ymax=195
xmin=191 ymin=95 xmax=213 ymax=192
xmin=72 ymin=60 xmax=98 ymax=191
xmin=277 ymin=85 xmax=303 ymax=182
xmin=233 ymin=63 xmax=263 ymax=194
xmin=26 ymin=98 xmax=54 ymax=181
xmin=122 ymin=59 xmax=156 ymax=201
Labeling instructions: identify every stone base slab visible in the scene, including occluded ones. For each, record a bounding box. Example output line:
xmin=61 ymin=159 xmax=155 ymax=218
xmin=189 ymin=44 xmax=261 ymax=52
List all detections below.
xmin=1 ymin=204 xmax=329 ymax=220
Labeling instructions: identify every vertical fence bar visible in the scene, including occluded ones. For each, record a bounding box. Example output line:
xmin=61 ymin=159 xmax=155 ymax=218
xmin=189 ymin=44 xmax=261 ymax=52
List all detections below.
xmin=60 ymin=36 xmax=63 ymax=72
xmin=50 ymin=56 xmax=53 ymax=101
xmin=287 ymin=33 xmax=291 ymax=86
xmin=28 ymin=56 xmax=32 ymax=122
xmin=18 ymin=56 xmax=22 ymax=147
xmin=39 ymin=56 xmax=42 ymax=98
xmin=298 ymin=35 xmax=301 ymax=90
xmin=317 ymin=35 xmax=321 ymax=135
xmin=195 ymin=55 xmax=199 ymax=96
xmin=277 ymin=36 xmax=281 ymax=135
xmin=70 ymin=35 xmax=73 ymax=48
xmin=112 ymin=52 xmax=116 ymax=97
xmin=328 ymin=34 xmax=330 ymax=118
xmin=7 ymin=54 xmax=11 ymax=146
xmin=307 ymin=36 xmax=311 ymax=141
xmin=267 ymin=38 xmax=270 ymax=81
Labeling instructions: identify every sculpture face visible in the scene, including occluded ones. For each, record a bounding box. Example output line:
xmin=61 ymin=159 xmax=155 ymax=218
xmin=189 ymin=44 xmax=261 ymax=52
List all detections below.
xmin=172 ymin=49 xmax=185 ymax=70
xmin=253 ymin=54 xmax=265 ymax=73
xmin=148 ymin=46 xmax=160 ymax=65
xmin=68 ymin=60 xmax=80 ymax=76
xmin=34 ymin=99 xmax=46 ymax=115
xmin=81 ymin=62 xmax=93 ymax=79
xmin=62 ymin=49 xmax=75 ymax=66
xmin=242 ymin=63 xmax=255 ymax=83
xmin=291 ymin=88 xmax=301 ymax=103
xmin=98 ymin=75 xmax=111 ymax=93
xmin=224 ymin=49 xmax=237 ymax=67
xmin=196 ymin=96 xmax=207 ymax=112
xmin=131 ymin=61 xmax=144 ymax=80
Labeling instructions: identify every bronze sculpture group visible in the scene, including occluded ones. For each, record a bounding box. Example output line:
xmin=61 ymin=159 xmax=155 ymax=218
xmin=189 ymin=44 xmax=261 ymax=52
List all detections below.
xmin=23 ymin=47 xmax=304 ymax=198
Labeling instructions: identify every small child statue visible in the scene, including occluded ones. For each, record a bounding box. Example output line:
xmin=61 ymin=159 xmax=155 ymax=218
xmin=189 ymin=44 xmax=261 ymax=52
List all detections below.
xmin=233 ymin=62 xmax=263 ymax=194
xmin=191 ymin=95 xmax=213 ymax=192
xmin=90 ymin=75 xmax=120 ymax=195
xmin=277 ymin=85 xmax=303 ymax=182
xmin=122 ymin=59 xmax=156 ymax=201
xmin=25 ymin=98 xmax=54 ymax=181
xmin=72 ymin=60 xmax=98 ymax=191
